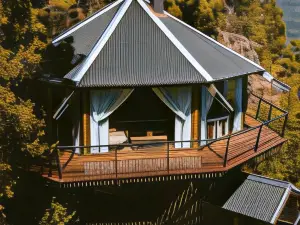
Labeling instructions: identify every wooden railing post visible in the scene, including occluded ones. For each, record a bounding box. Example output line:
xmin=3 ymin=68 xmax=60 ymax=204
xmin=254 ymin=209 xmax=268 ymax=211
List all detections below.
xmin=223 ymin=137 xmax=231 ymax=167
xmin=256 ymin=98 xmax=262 ymax=119
xmin=255 ymin=125 xmax=263 ymax=152
xmin=167 ymin=142 xmax=170 ymax=174
xmin=55 ymin=147 xmax=63 ymax=179
xmin=281 ymin=114 xmax=288 ymax=137
xmin=268 ymin=105 xmax=273 ymax=121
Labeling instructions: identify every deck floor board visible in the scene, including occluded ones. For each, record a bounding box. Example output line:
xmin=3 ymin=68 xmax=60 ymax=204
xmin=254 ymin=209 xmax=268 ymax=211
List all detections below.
xmin=41 ymin=115 xmax=286 ymax=183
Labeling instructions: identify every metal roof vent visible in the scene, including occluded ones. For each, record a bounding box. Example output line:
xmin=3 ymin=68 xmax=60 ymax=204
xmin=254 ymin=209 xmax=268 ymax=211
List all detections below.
xmin=151 ymin=0 xmax=164 ymax=14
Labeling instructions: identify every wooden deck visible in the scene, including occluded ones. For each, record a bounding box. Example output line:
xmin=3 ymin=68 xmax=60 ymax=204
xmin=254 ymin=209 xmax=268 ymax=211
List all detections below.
xmin=42 ymin=115 xmax=286 ymax=184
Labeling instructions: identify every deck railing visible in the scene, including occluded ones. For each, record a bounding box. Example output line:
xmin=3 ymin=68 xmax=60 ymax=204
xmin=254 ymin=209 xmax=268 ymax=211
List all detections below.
xmin=47 ymin=93 xmax=288 ymax=180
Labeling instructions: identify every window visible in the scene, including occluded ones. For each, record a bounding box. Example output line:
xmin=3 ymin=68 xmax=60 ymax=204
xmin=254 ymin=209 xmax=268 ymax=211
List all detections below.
xmin=207 ymin=122 xmax=215 ymax=139
xmin=207 ymin=116 xmax=229 ymax=139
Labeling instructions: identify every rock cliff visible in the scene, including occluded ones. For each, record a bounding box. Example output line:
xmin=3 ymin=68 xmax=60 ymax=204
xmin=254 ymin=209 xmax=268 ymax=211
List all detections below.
xmin=217 ymin=30 xmax=261 ymax=64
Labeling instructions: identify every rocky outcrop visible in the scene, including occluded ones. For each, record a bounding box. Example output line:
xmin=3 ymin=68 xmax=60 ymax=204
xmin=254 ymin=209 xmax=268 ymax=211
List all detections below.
xmin=217 ymin=29 xmax=281 ymax=101
xmin=217 ymin=30 xmax=261 ymax=64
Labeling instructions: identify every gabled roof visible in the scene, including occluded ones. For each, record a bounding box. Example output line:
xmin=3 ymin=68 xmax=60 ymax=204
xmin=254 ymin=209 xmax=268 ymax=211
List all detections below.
xmin=223 ymin=174 xmax=300 ymax=224
xmin=53 ymin=0 xmax=265 ymax=88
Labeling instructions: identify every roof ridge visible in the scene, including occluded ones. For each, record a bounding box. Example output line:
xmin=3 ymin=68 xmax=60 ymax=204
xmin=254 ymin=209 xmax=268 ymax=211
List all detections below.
xmin=52 ymin=0 xmax=124 ymax=45
xmin=137 ymin=0 xmax=213 ymax=82
xmin=72 ymin=0 xmax=133 ymax=83
xmin=248 ymin=174 xmax=293 ymax=189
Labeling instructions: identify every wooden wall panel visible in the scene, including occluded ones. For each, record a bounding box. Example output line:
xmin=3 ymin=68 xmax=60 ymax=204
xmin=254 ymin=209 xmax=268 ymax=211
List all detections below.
xmin=191 ymin=86 xmax=200 ymax=148
xmin=82 ymin=91 xmax=90 ymax=154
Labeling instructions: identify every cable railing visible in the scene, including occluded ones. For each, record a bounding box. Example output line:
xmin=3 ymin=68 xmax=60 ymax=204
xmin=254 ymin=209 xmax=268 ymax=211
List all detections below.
xmin=45 ymin=93 xmax=288 ymax=180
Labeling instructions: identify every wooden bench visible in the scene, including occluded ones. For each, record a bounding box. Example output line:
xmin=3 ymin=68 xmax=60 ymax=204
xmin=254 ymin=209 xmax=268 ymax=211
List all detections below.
xmin=130 ymin=135 xmax=168 ymax=145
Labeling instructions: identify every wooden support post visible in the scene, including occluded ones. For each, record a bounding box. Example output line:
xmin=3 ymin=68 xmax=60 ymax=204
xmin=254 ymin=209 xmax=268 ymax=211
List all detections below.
xmin=282 ymin=114 xmax=288 ymax=137
xmin=167 ymin=142 xmax=170 ymax=174
xmin=48 ymin=153 xmax=53 ymax=177
xmin=191 ymin=86 xmax=200 ymax=148
xmin=256 ymin=98 xmax=262 ymax=119
xmin=242 ymin=76 xmax=249 ymax=129
xmin=199 ymin=199 xmax=203 ymax=223
xmin=115 ymin=148 xmax=118 ymax=179
xmin=268 ymin=105 xmax=273 ymax=121
xmin=82 ymin=91 xmax=90 ymax=154
xmin=234 ymin=217 xmax=239 ymax=225
xmin=47 ymin=87 xmax=53 ymax=144
xmin=47 ymin=87 xmax=54 ymax=178
xmin=55 ymin=147 xmax=63 ymax=179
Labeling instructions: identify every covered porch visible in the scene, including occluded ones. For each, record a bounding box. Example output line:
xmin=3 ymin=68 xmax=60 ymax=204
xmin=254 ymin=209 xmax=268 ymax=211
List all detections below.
xmin=54 ymin=81 xmax=241 ymax=154
xmin=41 ymin=93 xmax=288 ymax=185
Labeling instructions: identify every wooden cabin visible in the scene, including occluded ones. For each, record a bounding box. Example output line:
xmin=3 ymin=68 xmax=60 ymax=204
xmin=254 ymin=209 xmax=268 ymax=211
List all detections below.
xmin=39 ymin=0 xmax=290 ymax=186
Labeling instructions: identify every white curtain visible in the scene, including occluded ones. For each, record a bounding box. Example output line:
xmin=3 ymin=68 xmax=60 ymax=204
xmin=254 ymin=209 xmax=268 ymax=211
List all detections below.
xmin=90 ymin=89 xmax=134 ymax=153
xmin=72 ymin=93 xmax=81 ymax=154
xmin=152 ymin=86 xmax=192 ymax=148
xmin=233 ymin=78 xmax=243 ymax=132
xmin=200 ymin=86 xmax=214 ymax=145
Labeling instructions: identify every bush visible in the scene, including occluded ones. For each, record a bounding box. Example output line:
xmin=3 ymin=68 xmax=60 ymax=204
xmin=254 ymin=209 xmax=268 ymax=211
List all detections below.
xmin=40 ymin=199 xmax=76 ymax=225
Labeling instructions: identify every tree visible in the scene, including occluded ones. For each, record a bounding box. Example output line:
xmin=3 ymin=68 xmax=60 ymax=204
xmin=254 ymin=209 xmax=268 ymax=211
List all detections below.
xmin=0 ymin=0 xmax=47 ymax=221
xmin=256 ymin=74 xmax=300 ymax=186
xmin=194 ymin=0 xmax=218 ymax=36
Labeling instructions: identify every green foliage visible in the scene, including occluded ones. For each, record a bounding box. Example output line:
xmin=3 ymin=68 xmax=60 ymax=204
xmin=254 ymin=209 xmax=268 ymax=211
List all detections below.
xmin=0 ymin=0 xmax=47 ymax=221
xmin=273 ymin=40 xmax=300 ymax=75
xmin=165 ymin=0 xmax=224 ymax=37
xmin=49 ymin=0 xmax=76 ymax=10
xmin=39 ymin=199 xmax=76 ymax=225
xmin=165 ymin=0 xmax=182 ymax=18
xmin=194 ymin=0 xmax=218 ymax=36
xmin=281 ymin=45 xmax=294 ymax=60
xmin=290 ymin=40 xmax=300 ymax=49
xmin=256 ymin=75 xmax=300 ymax=186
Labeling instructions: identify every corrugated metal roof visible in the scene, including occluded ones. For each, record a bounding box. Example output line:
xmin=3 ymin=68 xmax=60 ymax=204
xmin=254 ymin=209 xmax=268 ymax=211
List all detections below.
xmin=54 ymin=0 xmax=268 ymax=87
xmin=79 ymin=0 xmax=206 ymax=87
xmin=159 ymin=16 xmax=264 ymax=80
xmin=64 ymin=63 xmax=82 ymax=80
xmin=223 ymin=175 xmax=293 ymax=224
xmin=54 ymin=1 xmax=121 ymax=55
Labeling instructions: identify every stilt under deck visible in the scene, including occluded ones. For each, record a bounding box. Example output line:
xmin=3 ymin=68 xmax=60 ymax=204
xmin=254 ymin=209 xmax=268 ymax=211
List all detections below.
xmin=38 ymin=93 xmax=288 ymax=186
